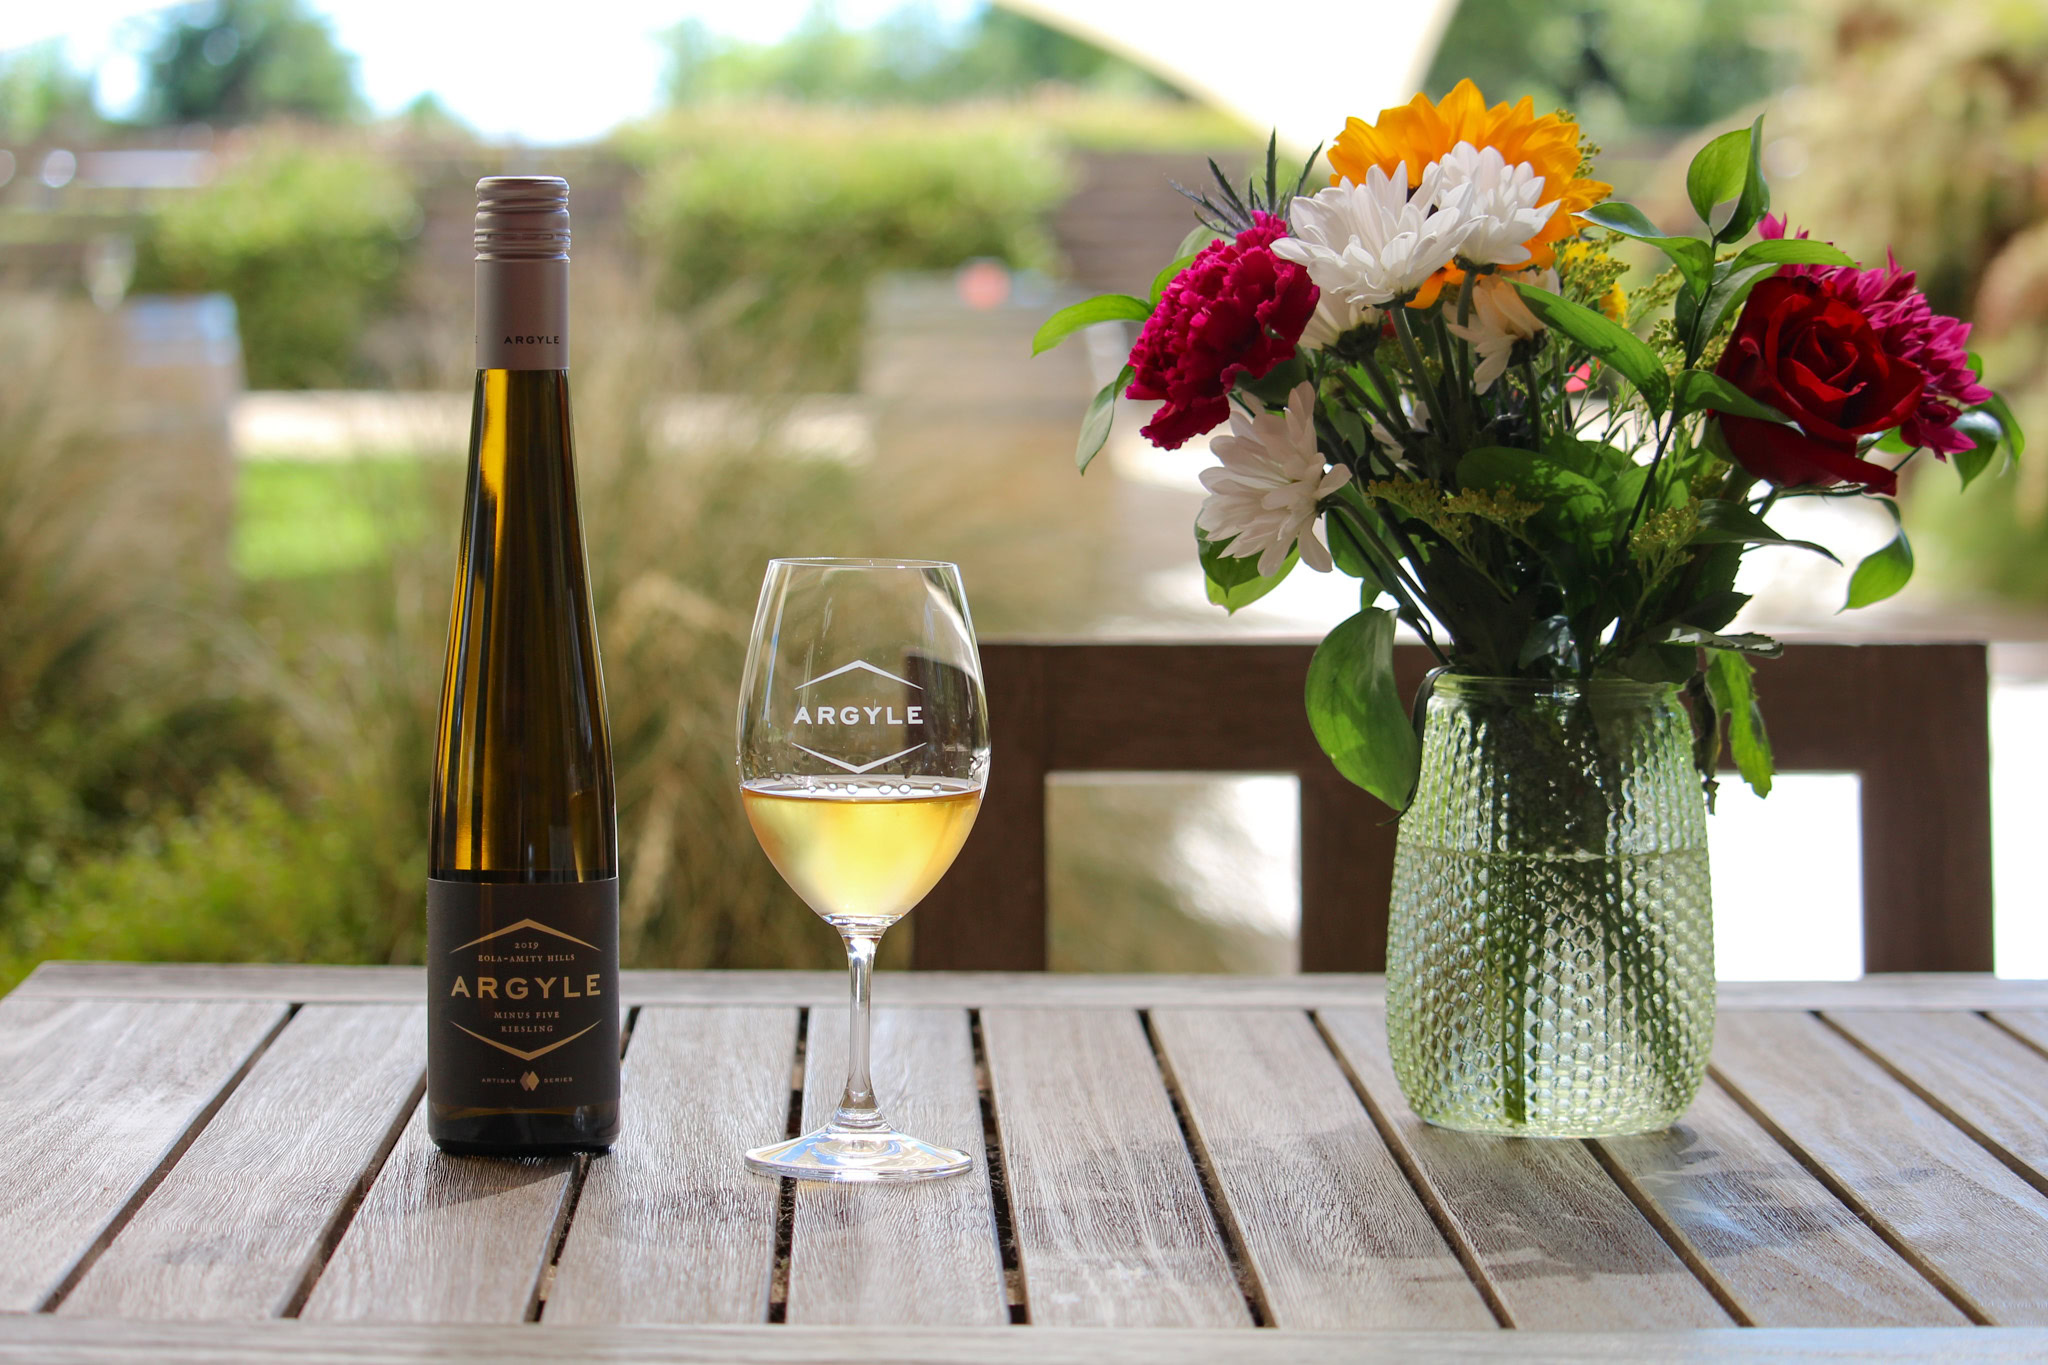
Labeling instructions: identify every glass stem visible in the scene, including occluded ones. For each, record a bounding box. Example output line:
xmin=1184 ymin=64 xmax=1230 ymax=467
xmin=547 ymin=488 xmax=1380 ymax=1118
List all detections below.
xmin=833 ymin=932 xmax=884 ymax=1132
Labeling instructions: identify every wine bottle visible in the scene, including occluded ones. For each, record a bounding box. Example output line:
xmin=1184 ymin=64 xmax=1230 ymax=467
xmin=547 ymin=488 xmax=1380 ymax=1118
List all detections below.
xmin=427 ymin=176 xmax=619 ymax=1155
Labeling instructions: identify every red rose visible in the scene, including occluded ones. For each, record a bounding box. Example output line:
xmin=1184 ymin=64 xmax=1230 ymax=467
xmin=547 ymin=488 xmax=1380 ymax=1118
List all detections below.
xmin=1715 ymin=274 xmax=1925 ymax=496
xmin=1125 ymin=211 xmax=1318 ymax=450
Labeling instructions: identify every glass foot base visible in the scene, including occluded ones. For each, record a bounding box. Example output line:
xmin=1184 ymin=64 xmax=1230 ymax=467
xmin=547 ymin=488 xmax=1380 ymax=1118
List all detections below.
xmin=745 ymin=1123 xmax=971 ymax=1183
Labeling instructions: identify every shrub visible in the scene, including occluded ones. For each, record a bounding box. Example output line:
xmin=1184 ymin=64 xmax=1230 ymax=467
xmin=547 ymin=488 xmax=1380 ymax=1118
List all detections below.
xmin=625 ymin=104 xmax=1069 ymax=390
xmin=133 ymin=133 xmax=419 ymax=388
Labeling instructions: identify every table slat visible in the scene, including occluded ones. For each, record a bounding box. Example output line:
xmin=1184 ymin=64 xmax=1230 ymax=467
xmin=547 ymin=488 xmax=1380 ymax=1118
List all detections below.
xmin=20 ymin=961 xmax=2048 ymax=1010
xmin=1595 ymin=1078 xmax=1965 ymax=1326
xmin=981 ymin=1008 xmax=1247 ymax=1328
xmin=0 ymin=996 xmax=287 ymax=1312
xmin=785 ymin=1007 xmax=1006 ymax=1326
xmin=1148 ymin=1009 xmax=1495 ymax=1330
xmin=59 ymin=1004 xmax=423 ymax=1320
xmin=544 ymin=1007 xmax=796 ymax=1324
xmin=1711 ymin=1011 xmax=2048 ymax=1325
xmin=4 ymin=1319 xmax=2048 ymax=1364
xmin=1317 ymin=1008 xmax=1729 ymax=1330
xmin=1990 ymin=1011 xmax=2048 ymax=1057
xmin=300 ymin=1101 xmax=574 ymax=1322
xmin=1828 ymin=1011 xmax=2048 ymax=1192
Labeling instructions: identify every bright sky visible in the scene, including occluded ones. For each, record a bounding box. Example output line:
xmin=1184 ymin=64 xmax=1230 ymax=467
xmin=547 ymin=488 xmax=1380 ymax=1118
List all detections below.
xmin=4 ymin=0 xmax=981 ymax=144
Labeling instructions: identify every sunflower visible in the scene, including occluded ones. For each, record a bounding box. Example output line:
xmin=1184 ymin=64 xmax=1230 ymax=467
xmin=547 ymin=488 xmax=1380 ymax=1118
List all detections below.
xmin=1330 ymin=79 xmax=1611 ymax=277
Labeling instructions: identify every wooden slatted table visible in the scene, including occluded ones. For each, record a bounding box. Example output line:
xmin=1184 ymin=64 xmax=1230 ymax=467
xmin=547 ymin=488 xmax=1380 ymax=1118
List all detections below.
xmin=5 ymin=964 xmax=2048 ymax=1361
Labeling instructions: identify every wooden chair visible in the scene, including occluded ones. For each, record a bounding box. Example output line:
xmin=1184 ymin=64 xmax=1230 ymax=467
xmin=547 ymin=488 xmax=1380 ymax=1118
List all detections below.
xmin=912 ymin=640 xmax=1994 ymax=974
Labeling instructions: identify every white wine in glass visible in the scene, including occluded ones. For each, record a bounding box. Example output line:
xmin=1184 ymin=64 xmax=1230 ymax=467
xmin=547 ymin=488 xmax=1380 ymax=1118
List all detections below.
xmin=736 ymin=558 xmax=989 ymax=1181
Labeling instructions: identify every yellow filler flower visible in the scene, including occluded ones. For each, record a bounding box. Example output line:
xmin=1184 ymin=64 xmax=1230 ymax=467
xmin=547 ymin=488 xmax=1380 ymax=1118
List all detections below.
xmin=1330 ymin=79 xmax=1612 ymax=303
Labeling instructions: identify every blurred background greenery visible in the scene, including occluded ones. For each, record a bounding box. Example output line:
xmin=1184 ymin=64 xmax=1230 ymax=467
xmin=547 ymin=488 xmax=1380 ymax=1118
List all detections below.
xmin=0 ymin=0 xmax=2043 ymax=986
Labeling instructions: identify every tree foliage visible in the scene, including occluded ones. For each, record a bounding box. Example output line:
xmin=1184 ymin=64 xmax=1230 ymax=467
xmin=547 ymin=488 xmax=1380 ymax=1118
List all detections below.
xmin=663 ymin=6 xmax=1179 ymax=106
xmin=1424 ymin=0 xmax=1792 ymax=133
xmin=140 ymin=0 xmax=363 ymax=126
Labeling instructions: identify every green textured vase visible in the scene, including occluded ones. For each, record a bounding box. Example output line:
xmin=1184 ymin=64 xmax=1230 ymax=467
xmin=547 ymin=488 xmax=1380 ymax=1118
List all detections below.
xmin=1386 ymin=675 xmax=1715 ymax=1137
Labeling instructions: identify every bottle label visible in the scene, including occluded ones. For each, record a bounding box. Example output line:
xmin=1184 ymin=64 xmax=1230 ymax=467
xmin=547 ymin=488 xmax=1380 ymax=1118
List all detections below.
xmin=428 ymin=878 xmax=619 ymax=1111
xmin=475 ymin=258 xmax=568 ymax=370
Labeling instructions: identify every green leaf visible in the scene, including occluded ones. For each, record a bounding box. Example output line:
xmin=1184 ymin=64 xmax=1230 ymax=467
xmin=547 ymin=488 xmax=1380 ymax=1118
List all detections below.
xmin=1686 ymin=126 xmax=1752 ymax=227
xmin=1614 ymin=643 xmax=1700 ymax=684
xmin=1197 ymin=521 xmax=1297 ymax=612
xmin=1673 ymin=370 xmax=1789 ymax=423
xmin=1730 ymin=237 xmax=1856 ymax=269
xmin=1722 ymin=113 xmax=1770 ymax=242
xmin=1843 ymin=501 xmax=1913 ymax=610
xmin=1075 ymin=364 xmax=1133 ymax=473
xmin=1664 ymin=625 xmax=1783 ymax=657
xmin=1706 ymin=648 xmax=1774 ymax=797
xmin=1952 ymin=408 xmax=2005 ymax=489
xmin=1237 ymin=354 xmax=1309 ymax=408
xmin=1175 ymin=223 xmax=1225 ymax=260
xmin=1033 ymin=294 xmax=1151 ymax=357
xmin=1304 ymin=607 xmax=1421 ymax=811
xmin=1150 ymin=253 xmax=1199 ymax=305
xmin=1582 ymin=202 xmax=1714 ymax=295
xmin=1692 ymin=499 xmax=1842 ymax=561
xmin=1518 ymin=614 xmax=1580 ymax=672
xmin=1512 ymin=284 xmax=1670 ymax=413
xmin=1985 ymin=389 xmax=2026 ymax=461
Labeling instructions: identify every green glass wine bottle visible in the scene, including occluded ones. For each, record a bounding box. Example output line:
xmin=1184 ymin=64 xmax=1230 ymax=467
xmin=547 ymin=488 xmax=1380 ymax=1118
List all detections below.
xmin=427 ymin=176 xmax=619 ymax=1155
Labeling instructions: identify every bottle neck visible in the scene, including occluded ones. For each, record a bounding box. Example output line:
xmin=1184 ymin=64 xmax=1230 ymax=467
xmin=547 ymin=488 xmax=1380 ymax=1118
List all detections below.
xmin=475 ymin=257 xmax=568 ymax=371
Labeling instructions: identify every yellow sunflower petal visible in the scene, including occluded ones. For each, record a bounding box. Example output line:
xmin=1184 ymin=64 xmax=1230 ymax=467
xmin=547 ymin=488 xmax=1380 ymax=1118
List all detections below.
xmin=1329 ymin=80 xmax=1611 ymax=272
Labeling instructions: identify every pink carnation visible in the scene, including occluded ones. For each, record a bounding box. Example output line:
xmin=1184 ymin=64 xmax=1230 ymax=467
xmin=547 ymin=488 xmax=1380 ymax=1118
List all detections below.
xmin=1760 ymin=216 xmax=1991 ymax=455
xmin=1125 ymin=212 xmax=1318 ymax=449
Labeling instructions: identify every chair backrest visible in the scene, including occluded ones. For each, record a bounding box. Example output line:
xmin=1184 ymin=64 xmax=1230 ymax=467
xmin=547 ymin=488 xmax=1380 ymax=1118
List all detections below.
xmin=912 ymin=640 xmax=1993 ymax=974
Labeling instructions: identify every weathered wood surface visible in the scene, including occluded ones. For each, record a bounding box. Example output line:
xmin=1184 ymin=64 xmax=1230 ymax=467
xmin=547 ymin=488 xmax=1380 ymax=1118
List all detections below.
xmin=1319 ymin=1007 xmax=1730 ymax=1330
xmin=543 ymin=1007 xmax=797 ymax=1324
xmin=60 ymin=1005 xmax=423 ymax=1321
xmin=5 ymin=1319 xmax=2048 ymax=1363
xmin=1148 ymin=1008 xmax=1495 ymax=1330
xmin=6 ymin=969 xmax=2048 ymax=1354
xmin=0 ymin=996 xmax=287 ymax=1312
xmin=1711 ymin=1011 xmax=2048 ymax=1324
xmin=301 ymin=1102 xmax=574 ymax=1323
xmin=785 ymin=1007 xmax=1006 ymax=1326
xmin=981 ymin=1008 xmax=1246 ymax=1327
xmin=21 ymin=961 xmax=2048 ymax=1010
xmin=1595 ymin=1078 xmax=1966 ymax=1326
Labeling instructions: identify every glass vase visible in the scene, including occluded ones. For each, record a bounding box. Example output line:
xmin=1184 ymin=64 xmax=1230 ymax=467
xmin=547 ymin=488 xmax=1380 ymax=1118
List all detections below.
xmin=1385 ymin=675 xmax=1714 ymax=1137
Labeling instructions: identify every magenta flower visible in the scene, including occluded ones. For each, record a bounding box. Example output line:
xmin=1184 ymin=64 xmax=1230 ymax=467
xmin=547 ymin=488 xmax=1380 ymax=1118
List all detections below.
xmin=1759 ymin=216 xmax=1991 ymax=455
xmin=1125 ymin=211 xmax=1318 ymax=450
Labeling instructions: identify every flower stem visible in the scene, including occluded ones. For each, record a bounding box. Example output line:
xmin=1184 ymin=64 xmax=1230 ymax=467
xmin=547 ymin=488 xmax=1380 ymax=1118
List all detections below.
xmin=1391 ymin=305 xmax=1450 ymax=436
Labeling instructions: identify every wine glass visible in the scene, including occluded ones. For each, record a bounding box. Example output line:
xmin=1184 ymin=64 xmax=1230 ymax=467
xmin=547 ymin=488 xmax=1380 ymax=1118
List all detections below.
xmin=736 ymin=558 xmax=990 ymax=1181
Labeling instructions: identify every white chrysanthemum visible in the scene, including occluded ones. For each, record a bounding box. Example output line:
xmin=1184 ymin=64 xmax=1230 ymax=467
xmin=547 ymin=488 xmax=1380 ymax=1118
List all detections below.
xmin=1299 ymin=292 xmax=1381 ymax=352
xmin=1196 ymin=381 xmax=1353 ymax=577
xmin=1273 ymin=164 xmax=1480 ymax=308
xmin=1445 ymin=269 xmax=1555 ymax=390
xmin=1433 ymin=142 xmax=1558 ymax=268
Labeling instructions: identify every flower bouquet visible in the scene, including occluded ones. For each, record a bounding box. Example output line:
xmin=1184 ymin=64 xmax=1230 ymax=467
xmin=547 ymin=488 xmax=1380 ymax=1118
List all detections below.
xmin=1036 ymin=82 xmax=2025 ymax=1135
